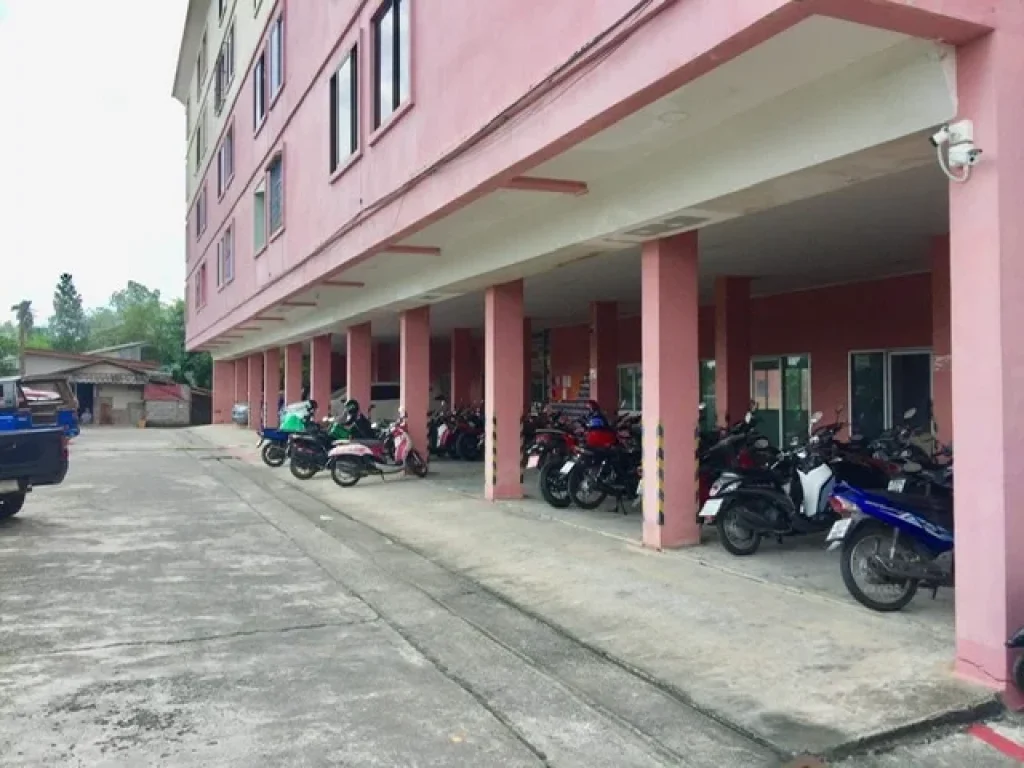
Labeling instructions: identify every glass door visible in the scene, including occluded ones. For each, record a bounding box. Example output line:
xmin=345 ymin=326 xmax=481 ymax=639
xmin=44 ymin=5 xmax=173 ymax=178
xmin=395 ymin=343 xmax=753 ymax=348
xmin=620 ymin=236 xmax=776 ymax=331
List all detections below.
xmin=698 ymin=360 xmax=716 ymax=433
xmin=751 ymin=358 xmax=782 ymax=446
xmin=888 ymin=350 xmax=932 ymax=431
xmin=751 ymin=355 xmax=810 ymax=446
xmin=849 ymin=351 xmax=886 ymax=441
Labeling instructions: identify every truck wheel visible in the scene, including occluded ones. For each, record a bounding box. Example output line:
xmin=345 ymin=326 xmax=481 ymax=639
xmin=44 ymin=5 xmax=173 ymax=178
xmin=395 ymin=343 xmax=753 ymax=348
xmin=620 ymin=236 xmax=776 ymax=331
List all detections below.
xmin=0 ymin=493 xmax=25 ymax=519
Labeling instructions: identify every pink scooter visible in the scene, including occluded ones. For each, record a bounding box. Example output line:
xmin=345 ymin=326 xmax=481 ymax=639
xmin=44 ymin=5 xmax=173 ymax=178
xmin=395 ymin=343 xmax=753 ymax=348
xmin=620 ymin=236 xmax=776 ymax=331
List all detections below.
xmin=328 ymin=411 xmax=428 ymax=487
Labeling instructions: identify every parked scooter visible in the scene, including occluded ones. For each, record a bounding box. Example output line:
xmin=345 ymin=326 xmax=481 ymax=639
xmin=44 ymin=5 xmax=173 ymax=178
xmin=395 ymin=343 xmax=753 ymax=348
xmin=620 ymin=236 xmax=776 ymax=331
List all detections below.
xmin=288 ymin=416 xmax=352 ymax=480
xmin=701 ymin=410 xmax=840 ymax=556
xmin=824 ymin=461 xmax=953 ymax=612
xmin=328 ymin=411 xmax=429 ymax=487
xmin=259 ymin=400 xmax=316 ymax=467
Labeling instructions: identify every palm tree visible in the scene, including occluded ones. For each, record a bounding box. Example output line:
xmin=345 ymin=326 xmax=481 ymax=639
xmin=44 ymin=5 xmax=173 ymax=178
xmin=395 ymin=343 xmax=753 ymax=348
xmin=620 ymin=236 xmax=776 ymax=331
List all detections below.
xmin=10 ymin=300 xmax=33 ymax=375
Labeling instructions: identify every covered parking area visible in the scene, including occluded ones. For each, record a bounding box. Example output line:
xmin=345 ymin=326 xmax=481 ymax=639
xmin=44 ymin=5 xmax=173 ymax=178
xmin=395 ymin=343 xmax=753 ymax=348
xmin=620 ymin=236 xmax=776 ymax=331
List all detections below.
xmin=205 ymin=13 xmax=1023 ymax=700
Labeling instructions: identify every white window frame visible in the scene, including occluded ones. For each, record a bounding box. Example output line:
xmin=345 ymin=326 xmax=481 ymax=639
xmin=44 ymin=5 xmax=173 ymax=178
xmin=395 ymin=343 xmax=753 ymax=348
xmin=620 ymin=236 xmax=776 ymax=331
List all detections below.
xmin=329 ymin=45 xmax=359 ymax=172
xmin=373 ymin=0 xmax=411 ymax=128
xmin=253 ymin=181 xmax=267 ymax=252
xmin=267 ymin=154 xmax=284 ymax=235
xmin=218 ymin=225 xmax=235 ymax=286
xmin=215 ymin=22 xmax=235 ymax=114
xmin=749 ymin=353 xmax=813 ymax=446
xmin=269 ymin=14 xmax=284 ymax=98
xmin=253 ymin=52 xmax=267 ymax=128
xmin=217 ymin=124 xmax=234 ymax=196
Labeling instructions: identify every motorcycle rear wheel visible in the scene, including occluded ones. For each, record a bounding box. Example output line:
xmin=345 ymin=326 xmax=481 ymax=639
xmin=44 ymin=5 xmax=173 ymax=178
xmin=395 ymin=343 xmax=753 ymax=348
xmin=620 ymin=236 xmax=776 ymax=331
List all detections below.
xmin=261 ymin=442 xmax=287 ymax=468
xmin=840 ymin=522 xmax=919 ymax=612
xmin=539 ymin=460 xmax=572 ymax=509
xmin=455 ymin=432 xmax=481 ymax=462
xmin=289 ymin=458 xmax=319 ymax=480
xmin=567 ymin=466 xmax=607 ymax=510
xmin=715 ymin=502 xmax=762 ymax=556
xmin=405 ymin=450 xmax=429 ymax=478
xmin=330 ymin=458 xmax=362 ymax=487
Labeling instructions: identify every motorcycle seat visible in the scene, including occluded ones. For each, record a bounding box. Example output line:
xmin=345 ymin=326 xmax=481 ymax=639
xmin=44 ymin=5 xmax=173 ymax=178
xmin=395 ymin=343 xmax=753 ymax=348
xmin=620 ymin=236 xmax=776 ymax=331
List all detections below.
xmin=869 ymin=490 xmax=953 ymax=531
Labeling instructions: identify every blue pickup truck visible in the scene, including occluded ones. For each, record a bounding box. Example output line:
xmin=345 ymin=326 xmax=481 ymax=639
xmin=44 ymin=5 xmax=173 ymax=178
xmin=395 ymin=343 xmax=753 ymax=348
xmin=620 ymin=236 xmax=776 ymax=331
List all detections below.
xmin=0 ymin=377 xmax=70 ymax=519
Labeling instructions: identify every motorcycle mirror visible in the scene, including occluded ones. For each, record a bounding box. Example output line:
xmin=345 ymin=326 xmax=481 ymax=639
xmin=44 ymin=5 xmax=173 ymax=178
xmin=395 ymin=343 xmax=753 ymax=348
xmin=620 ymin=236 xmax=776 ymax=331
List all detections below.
xmin=810 ymin=411 xmax=823 ymax=425
xmin=904 ymin=407 xmax=917 ymax=421
xmin=744 ymin=412 xmax=753 ymax=424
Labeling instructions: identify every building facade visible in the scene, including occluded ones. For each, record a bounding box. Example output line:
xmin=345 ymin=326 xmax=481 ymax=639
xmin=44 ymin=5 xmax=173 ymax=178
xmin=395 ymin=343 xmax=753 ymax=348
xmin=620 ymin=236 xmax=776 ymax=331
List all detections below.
xmin=172 ymin=0 xmax=1024 ymax=700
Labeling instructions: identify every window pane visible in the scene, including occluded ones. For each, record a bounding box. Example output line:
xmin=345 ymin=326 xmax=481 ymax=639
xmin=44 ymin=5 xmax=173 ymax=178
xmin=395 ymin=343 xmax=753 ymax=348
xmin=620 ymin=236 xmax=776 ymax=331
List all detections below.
xmin=254 ymin=187 xmax=267 ymax=251
xmin=336 ymin=55 xmax=353 ymax=159
xmin=398 ymin=0 xmax=411 ymax=104
xmin=268 ymin=158 xmax=283 ymax=232
xmin=699 ymin=359 xmax=716 ymax=431
xmin=890 ymin=352 xmax=931 ymax=432
xmin=376 ymin=5 xmax=395 ymax=123
xmin=270 ymin=18 xmax=283 ymax=93
xmin=850 ymin=352 xmax=885 ymax=441
xmin=781 ymin=355 xmax=810 ymax=447
xmin=618 ymin=366 xmax=633 ymax=411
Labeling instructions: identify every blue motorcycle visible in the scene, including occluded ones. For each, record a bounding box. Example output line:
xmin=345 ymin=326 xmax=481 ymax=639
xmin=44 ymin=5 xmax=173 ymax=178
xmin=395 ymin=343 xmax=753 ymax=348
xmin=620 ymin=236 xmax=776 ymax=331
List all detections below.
xmin=258 ymin=426 xmax=292 ymax=467
xmin=825 ymin=465 xmax=953 ymax=612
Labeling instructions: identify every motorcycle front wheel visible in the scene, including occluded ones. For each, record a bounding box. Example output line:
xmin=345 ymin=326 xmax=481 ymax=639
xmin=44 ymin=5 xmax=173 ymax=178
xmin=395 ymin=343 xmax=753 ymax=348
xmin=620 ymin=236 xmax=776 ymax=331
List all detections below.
xmin=840 ymin=522 xmax=919 ymax=612
xmin=330 ymin=458 xmax=362 ymax=487
xmin=715 ymin=501 xmax=762 ymax=556
xmin=289 ymin=458 xmax=319 ymax=480
xmin=261 ymin=442 xmax=287 ymax=468
xmin=539 ymin=460 xmax=572 ymax=509
xmin=567 ymin=466 xmax=607 ymax=510
xmin=405 ymin=450 xmax=429 ymax=478
xmin=455 ymin=432 xmax=481 ymax=462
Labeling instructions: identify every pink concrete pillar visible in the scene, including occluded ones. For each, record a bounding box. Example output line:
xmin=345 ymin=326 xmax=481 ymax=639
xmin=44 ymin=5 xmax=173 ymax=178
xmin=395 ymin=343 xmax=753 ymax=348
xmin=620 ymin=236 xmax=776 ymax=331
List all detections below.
xmin=247 ymin=353 xmax=263 ymax=429
xmin=931 ymin=236 xmax=952 ymax=446
xmin=310 ymin=335 xmax=333 ymax=417
xmin=346 ymin=323 xmax=372 ymax=409
xmin=714 ymin=276 xmax=752 ymax=427
xmin=485 ymin=280 xmax=525 ymax=500
xmin=400 ymin=307 xmax=431 ymax=455
xmin=234 ymin=358 xmax=248 ymax=413
xmin=589 ymin=302 xmax=619 ymax=415
xmin=523 ymin=318 xmax=533 ymax=409
xmin=211 ymin=360 xmax=235 ymax=424
xmin=950 ymin=29 xmax=1024 ymax=701
xmin=263 ymin=348 xmax=281 ymax=429
xmin=641 ymin=233 xmax=700 ymax=549
xmin=284 ymin=343 xmax=303 ymax=405
xmin=451 ymin=328 xmax=474 ymax=407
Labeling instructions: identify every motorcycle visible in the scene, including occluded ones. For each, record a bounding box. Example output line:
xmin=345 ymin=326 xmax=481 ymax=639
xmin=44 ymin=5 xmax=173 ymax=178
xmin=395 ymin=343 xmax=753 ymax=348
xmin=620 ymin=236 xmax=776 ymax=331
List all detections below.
xmin=702 ymin=410 xmax=840 ymax=556
xmin=288 ymin=417 xmax=352 ymax=480
xmin=259 ymin=400 xmax=317 ymax=467
xmin=328 ymin=411 xmax=429 ymax=487
xmin=824 ymin=460 xmax=953 ymax=612
xmin=1008 ymin=628 xmax=1024 ymax=692
xmin=563 ymin=413 xmax=643 ymax=513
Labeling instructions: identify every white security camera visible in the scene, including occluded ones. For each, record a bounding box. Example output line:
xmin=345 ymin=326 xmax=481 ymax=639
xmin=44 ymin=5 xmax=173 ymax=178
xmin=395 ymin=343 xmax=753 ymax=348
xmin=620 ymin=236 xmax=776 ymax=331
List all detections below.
xmin=930 ymin=125 xmax=951 ymax=147
xmin=948 ymin=143 xmax=983 ymax=168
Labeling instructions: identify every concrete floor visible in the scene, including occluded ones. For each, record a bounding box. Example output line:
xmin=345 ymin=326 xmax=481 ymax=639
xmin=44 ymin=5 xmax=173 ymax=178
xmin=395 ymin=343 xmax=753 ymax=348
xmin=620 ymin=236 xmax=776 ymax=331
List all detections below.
xmin=0 ymin=426 xmax=1015 ymax=766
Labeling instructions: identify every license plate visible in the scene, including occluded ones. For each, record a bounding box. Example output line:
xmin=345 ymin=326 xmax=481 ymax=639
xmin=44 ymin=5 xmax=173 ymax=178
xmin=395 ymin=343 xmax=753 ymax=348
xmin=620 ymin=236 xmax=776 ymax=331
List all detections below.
xmin=0 ymin=479 xmax=19 ymax=493
xmin=526 ymin=454 xmax=539 ymax=469
xmin=560 ymin=460 xmax=576 ymax=475
xmin=826 ymin=518 xmax=852 ymax=542
xmin=699 ymin=498 xmax=722 ymax=518
xmin=888 ymin=477 xmax=906 ymax=492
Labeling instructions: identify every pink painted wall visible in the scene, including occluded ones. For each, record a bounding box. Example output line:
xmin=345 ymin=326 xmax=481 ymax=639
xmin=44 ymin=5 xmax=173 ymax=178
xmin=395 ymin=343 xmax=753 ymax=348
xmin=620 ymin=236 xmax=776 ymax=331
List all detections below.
xmin=186 ymin=0 xmax=988 ymax=349
xmin=548 ymin=274 xmax=933 ymax=418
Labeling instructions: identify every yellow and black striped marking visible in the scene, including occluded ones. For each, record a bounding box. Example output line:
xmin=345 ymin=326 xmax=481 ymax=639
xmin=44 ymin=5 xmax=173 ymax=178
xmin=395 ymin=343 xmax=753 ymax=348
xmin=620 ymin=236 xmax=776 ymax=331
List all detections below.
xmin=695 ymin=421 xmax=701 ymax=509
xmin=491 ymin=415 xmax=498 ymax=487
xmin=656 ymin=423 xmax=665 ymax=526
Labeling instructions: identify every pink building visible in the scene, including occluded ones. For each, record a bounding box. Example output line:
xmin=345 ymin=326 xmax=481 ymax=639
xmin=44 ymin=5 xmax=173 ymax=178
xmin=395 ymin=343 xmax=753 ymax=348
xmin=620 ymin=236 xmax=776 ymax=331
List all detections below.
xmin=172 ymin=1 xmax=1024 ymax=700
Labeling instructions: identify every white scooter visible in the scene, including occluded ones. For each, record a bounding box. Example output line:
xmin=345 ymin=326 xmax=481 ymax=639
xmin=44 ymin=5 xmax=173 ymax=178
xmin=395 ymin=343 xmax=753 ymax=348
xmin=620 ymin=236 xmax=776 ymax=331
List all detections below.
xmin=327 ymin=411 xmax=428 ymax=487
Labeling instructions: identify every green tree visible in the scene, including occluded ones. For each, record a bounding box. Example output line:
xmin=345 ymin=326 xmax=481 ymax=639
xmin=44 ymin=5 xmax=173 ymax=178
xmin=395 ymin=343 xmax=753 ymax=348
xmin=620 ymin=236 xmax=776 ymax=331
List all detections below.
xmin=158 ymin=298 xmax=211 ymax=389
xmin=9 ymin=300 xmax=33 ymax=375
xmin=0 ymin=332 xmax=17 ymax=376
xmin=51 ymin=273 xmax=88 ymax=352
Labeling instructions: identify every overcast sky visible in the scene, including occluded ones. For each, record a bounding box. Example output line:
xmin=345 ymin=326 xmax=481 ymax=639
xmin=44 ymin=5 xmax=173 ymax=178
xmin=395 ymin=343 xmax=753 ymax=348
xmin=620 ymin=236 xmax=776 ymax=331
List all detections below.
xmin=0 ymin=0 xmax=187 ymax=323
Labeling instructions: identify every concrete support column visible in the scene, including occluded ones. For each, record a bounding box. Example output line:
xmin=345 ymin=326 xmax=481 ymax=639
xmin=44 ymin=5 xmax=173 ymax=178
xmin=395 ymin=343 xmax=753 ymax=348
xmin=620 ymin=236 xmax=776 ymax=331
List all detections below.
xmin=485 ymin=280 xmax=525 ymax=500
xmin=212 ymin=360 xmax=235 ymax=424
xmin=523 ymin=318 xmax=533 ymax=409
xmin=310 ymin=335 xmax=333 ymax=417
xmin=714 ymin=276 xmax=752 ymax=427
xmin=284 ymin=343 xmax=303 ymax=405
xmin=400 ymin=307 xmax=431 ymax=455
xmin=346 ymin=323 xmax=372 ymax=410
xmin=950 ymin=29 xmax=1024 ymax=701
xmin=589 ymin=302 xmax=619 ymax=415
xmin=263 ymin=348 xmax=281 ymax=429
xmin=450 ymin=328 xmax=474 ymax=407
xmin=234 ymin=358 xmax=248 ymax=417
xmin=247 ymin=353 xmax=263 ymax=429
xmin=641 ymin=233 xmax=700 ymax=549
xmin=931 ymin=235 xmax=952 ymax=446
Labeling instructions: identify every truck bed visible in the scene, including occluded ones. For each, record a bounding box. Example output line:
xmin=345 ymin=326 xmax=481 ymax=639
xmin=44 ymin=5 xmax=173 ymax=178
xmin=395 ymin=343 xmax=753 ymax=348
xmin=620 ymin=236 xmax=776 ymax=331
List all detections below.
xmin=0 ymin=427 xmax=68 ymax=491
